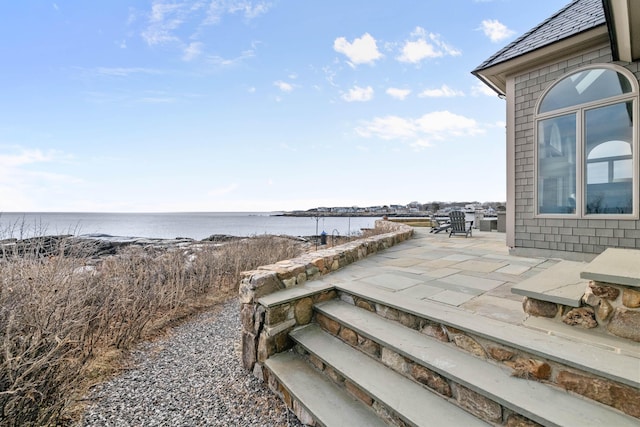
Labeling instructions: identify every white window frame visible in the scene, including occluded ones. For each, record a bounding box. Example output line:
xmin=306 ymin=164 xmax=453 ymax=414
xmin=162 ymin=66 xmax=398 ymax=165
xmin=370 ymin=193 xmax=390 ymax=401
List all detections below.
xmin=534 ymin=64 xmax=639 ymax=219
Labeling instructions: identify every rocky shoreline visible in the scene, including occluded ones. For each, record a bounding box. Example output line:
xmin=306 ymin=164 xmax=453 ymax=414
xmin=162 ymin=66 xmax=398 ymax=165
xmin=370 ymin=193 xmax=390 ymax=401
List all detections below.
xmin=0 ymin=233 xmax=336 ymax=261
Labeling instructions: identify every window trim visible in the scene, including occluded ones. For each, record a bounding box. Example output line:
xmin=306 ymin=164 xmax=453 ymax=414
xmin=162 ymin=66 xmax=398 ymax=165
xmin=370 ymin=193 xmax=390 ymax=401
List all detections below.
xmin=533 ymin=64 xmax=639 ymax=220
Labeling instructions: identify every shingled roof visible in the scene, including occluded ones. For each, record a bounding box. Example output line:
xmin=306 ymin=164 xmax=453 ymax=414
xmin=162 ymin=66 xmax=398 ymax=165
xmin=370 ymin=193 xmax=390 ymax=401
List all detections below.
xmin=474 ymin=0 xmax=606 ymax=72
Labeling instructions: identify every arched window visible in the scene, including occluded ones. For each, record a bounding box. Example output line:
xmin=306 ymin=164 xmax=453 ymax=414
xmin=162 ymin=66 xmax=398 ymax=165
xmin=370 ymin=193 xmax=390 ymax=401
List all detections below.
xmin=536 ymin=66 xmax=637 ymax=216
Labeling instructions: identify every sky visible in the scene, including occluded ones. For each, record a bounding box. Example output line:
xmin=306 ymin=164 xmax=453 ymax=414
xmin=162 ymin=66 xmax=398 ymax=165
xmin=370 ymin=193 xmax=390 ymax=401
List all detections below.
xmin=0 ymin=0 xmax=572 ymax=213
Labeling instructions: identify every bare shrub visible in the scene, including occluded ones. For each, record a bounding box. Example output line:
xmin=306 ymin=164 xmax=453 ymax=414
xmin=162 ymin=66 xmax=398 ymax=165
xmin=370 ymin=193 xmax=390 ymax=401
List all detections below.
xmin=0 ymin=235 xmax=304 ymax=426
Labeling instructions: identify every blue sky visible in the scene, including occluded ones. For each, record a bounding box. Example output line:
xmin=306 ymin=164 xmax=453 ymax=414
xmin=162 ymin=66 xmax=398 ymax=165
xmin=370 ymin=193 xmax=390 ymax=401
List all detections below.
xmin=0 ymin=0 xmax=570 ymax=212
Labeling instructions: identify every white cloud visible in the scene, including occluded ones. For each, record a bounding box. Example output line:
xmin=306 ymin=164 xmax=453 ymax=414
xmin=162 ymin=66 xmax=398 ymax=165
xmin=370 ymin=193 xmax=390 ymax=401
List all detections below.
xmin=137 ymin=96 xmax=175 ymax=103
xmin=141 ymin=0 xmax=271 ymax=50
xmin=342 ymin=86 xmax=374 ymax=102
xmin=207 ymin=183 xmax=239 ymax=197
xmin=183 ymin=41 xmax=203 ymax=61
xmin=274 ymin=80 xmax=294 ymax=92
xmin=333 ymin=33 xmax=383 ymax=66
xmin=356 ymin=116 xmax=417 ymax=140
xmin=95 ymin=67 xmax=162 ymax=77
xmin=207 ymin=49 xmax=255 ymax=67
xmin=418 ymin=84 xmax=464 ymax=98
xmin=386 ymin=87 xmax=411 ymax=100
xmin=0 ymin=148 xmax=80 ymax=212
xmin=397 ymin=27 xmax=460 ymax=64
xmin=480 ymin=19 xmax=516 ymax=43
xmin=0 ymin=148 xmax=56 ymax=167
xmin=471 ymin=81 xmax=497 ymax=96
xmin=356 ymin=111 xmax=484 ymax=149
xmin=206 ymin=0 xmax=272 ymax=24
xmin=142 ymin=2 xmax=186 ymax=45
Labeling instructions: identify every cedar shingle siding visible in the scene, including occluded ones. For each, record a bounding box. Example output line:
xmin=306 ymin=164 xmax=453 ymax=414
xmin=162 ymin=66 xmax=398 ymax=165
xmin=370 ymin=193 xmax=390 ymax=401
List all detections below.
xmin=513 ymin=47 xmax=640 ymax=255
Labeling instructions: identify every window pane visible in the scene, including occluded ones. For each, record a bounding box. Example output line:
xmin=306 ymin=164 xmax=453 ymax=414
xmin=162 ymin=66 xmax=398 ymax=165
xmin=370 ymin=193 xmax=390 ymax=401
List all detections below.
xmin=585 ymin=102 xmax=633 ymax=214
xmin=587 ymin=162 xmax=608 ymax=184
xmin=613 ymin=159 xmax=632 ymax=181
xmin=539 ymin=69 xmax=632 ymax=113
xmin=538 ymin=115 xmax=576 ymax=214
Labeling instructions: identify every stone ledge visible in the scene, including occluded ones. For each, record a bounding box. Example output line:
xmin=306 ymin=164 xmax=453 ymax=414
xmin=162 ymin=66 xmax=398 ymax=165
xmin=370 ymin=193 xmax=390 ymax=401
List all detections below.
xmin=581 ymin=248 xmax=640 ymax=288
xmin=258 ymin=283 xmax=334 ymax=308
xmin=511 ymin=260 xmax=588 ymax=307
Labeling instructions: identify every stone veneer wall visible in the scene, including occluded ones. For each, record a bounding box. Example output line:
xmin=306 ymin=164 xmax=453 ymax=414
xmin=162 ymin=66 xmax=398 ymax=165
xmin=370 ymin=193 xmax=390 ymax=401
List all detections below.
xmin=239 ymin=220 xmax=414 ymax=375
xmin=513 ymin=45 xmax=640 ymax=258
xmin=523 ymin=281 xmax=640 ymax=342
xmin=328 ymin=291 xmax=640 ymax=420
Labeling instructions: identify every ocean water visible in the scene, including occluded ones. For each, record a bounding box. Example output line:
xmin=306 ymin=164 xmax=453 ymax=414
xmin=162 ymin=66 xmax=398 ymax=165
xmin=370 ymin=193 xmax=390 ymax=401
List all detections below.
xmin=0 ymin=212 xmax=382 ymax=240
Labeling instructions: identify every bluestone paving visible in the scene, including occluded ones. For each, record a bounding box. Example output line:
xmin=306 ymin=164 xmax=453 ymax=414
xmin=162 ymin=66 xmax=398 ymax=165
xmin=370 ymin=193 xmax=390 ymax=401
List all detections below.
xmin=430 ymin=289 xmax=476 ymax=305
xmin=580 ymin=247 xmax=640 ymax=287
xmin=449 ymin=259 xmax=507 ymax=273
xmin=396 ymin=283 xmax=444 ymax=299
xmin=495 ymin=264 xmax=531 ymax=275
xmin=263 ymin=228 xmax=637 ymax=377
xmin=512 ymin=260 xmax=589 ymax=307
xmin=359 ymin=272 xmax=423 ymax=291
xmin=439 ymin=273 xmax=504 ymax=291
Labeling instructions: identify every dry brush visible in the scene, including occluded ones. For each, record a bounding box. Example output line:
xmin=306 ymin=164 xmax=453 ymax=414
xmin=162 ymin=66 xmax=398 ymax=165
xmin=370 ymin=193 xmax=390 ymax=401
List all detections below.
xmin=0 ymin=235 xmax=304 ymax=426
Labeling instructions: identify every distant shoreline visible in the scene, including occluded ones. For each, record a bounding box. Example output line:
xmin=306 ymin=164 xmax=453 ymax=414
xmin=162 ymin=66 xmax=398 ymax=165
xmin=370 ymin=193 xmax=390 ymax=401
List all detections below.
xmin=278 ymin=212 xmax=427 ymax=217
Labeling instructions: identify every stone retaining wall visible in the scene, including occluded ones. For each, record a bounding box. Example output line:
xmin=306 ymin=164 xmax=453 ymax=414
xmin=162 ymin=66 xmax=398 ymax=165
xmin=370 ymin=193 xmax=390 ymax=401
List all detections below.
xmin=339 ymin=292 xmax=640 ymax=420
xmin=239 ymin=220 xmax=414 ymax=375
xmin=523 ymin=282 xmax=640 ymax=343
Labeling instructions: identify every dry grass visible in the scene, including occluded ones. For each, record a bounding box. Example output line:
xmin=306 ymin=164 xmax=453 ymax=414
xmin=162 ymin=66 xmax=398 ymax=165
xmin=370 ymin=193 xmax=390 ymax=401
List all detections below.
xmin=0 ymin=235 xmax=304 ymax=426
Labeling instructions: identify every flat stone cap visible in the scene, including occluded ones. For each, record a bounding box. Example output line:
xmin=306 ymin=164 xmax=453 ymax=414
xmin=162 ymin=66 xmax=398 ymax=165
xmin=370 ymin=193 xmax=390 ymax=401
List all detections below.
xmin=580 ymin=248 xmax=640 ymax=287
xmin=512 ymin=261 xmax=589 ymax=307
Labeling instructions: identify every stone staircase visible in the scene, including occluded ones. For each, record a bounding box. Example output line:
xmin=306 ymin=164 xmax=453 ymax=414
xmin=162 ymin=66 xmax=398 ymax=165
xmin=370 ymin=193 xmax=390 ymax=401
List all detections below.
xmin=240 ymin=224 xmax=639 ymax=426
xmin=260 ymin=281 xmax=639 ymax=426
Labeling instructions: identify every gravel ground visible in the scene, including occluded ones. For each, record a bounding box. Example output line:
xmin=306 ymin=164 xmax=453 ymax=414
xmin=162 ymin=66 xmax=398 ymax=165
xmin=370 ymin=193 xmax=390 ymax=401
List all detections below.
xmin=78 ymin=298 xmax=304 ymax=427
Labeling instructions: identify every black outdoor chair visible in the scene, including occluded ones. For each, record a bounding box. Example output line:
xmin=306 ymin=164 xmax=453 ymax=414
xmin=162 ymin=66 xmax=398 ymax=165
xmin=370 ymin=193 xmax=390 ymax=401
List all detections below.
xmin=448 ymin=211 xmax=473 ymax=238
xmin=430 ymin=216 xmax=451 ymax=234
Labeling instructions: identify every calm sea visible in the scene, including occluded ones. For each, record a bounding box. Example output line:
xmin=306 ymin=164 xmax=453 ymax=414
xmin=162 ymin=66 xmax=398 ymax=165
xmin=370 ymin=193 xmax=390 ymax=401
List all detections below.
xmin=0 ymin=212 xmax=382 ymax=240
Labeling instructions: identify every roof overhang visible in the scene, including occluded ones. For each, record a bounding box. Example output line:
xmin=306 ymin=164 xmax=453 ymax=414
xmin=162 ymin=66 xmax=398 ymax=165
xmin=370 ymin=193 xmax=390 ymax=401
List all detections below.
xmin=603 ymin=0 xmax=640 ymax=62
xmin=472 ymin=25 xmax=609 ymax=96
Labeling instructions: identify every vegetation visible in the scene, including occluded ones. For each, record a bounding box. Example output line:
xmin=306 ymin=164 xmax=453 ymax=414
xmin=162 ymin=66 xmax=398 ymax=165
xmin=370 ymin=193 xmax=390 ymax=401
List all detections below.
xmin=0 ymin=235 xmax=304 ymax=426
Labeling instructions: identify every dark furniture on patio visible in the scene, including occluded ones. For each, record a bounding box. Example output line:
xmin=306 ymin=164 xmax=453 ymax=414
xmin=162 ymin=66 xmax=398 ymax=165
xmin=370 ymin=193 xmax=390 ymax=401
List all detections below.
xmin=430 ymin=216 xmax=451 ymax=234
xmin=449 ymin=211 xmax=473 ymax=238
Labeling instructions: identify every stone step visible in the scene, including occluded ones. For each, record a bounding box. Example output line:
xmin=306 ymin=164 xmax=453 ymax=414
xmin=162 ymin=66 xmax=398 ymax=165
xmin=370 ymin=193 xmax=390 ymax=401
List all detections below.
xmin=511 ymin=260 xmax=588 ymax=307
xmin=290 ymin=323 xmax=489 ymax=427
xmin=336 ymin=281 xmax=639 ymax=390
xmin=315 ymin=299 xmax=640 ymax=427
xmin=265 ymin=350 xmax=388 ymax=427
xmin=580 ymin=247 xmax=640 ymax=287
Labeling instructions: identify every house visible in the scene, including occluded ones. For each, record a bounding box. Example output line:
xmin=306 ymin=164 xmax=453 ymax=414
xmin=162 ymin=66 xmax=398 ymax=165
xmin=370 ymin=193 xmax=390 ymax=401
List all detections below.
xmin=473 ymin=0 xmax=640 ymax=261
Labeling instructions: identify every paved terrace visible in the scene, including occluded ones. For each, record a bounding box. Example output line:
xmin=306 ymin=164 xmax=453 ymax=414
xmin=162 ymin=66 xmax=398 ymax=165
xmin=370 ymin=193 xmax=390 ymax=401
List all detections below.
xmin=313 ymin=227 xmax=555 ymax=325
xmin=297 ymin=227 xmax=637 ymax=355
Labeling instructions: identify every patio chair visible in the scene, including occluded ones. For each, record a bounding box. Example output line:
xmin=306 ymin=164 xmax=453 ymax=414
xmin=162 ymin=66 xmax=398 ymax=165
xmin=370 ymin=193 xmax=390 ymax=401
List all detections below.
xmin=449 ymin=211 xmax=473 ymax=238
xmin=430 ymin=215 xmax=451 ymax=234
